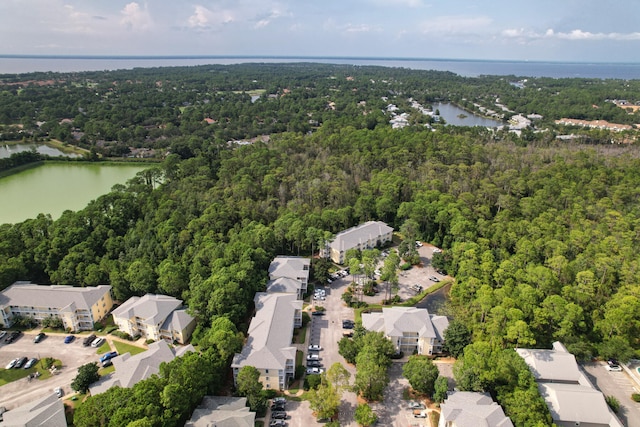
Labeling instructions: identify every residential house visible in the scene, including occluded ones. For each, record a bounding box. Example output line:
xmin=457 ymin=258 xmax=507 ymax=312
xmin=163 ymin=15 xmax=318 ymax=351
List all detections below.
xmin=232 ymin=293 xmax=302 ymax=390
xmin=111 ymin=294 xmax=196 ymax=344
xmin=516 ymin=342 xmax=623 ymax=427
xmin=321 ymin=221 xmax=393 ymax=264
xmin=439 ymin=391 xmax=513 ymax=427
xmin=185 ymin=396 xmax=255 ymax=427
xmin=90 ymin=340 xmax=195 ymax=395
xmin=0 ymin=282 xmax=112 ymax=331
xmin=362 ymin=307 xmax=449 ymax=356
xmin=1 ymin=393 xmax=66 ymax=427
xmin=268 ymin=256 xmax=310 ymax=299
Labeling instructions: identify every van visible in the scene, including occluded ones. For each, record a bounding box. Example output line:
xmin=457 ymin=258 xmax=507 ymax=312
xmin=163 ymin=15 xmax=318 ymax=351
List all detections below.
xmin=91 ymin=337 xmax=105 ymax=348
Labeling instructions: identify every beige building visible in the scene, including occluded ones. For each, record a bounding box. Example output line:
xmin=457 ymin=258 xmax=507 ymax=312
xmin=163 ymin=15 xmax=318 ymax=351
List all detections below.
xmin=111 ymin=294 xmax=196 ymax=344
xmin=268 ymin=256 xmax=310 ymax=299
xmin=516 ymin=342 xmax=623 ymax=427
xmin=439 ymin=392 xmax=513 ymax=427
xmin=0 ymin=282 xmax=113 ymax=331
xmin=186 ymin=396 xmax=255 ymax=427
xmin=232 ymin=292 xmax=302 ymax=390
xmin=321 ymin=221 xmax=393 ymax=264
xmin=362 ymin=307 xmax=448 ymax=356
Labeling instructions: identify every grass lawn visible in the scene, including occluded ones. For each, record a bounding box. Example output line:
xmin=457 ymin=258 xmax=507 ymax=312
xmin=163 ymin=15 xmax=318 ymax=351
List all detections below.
xmin=113 ymin=340 xmax=146 ymax=356
xmin=0 ymin=359 xmax=62 ymax=386
xmin=98 ymin=364 xmax=115 ymax=376
xmin=293 ymin=323 xmax=307 ymax=344
xmin=96 ymin=341 xmax=111 ymax=354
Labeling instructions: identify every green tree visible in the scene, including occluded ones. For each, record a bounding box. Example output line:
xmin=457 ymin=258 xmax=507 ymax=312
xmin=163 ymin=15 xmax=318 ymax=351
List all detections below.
xmin=308 ymin=381 xmax=340 ymax=420
xmin=433 ymin=376 xmax=449 ymax=403
xmin=235 ymin=366 xmax=266 ymax=413
xmin=443 ymin=320 xmax=472 ymax=358
xmin=354 ymin=403 xmax=378 ymax=426
xmin=71 ymin=362 xmax=100 ymax=393
xmin=354 ymin=358 xmax=388 ymax=401
xmin=403 ymin=355 xmax=440 ymax=397
xmin=326 ymin=362 xmax=351 ymax=392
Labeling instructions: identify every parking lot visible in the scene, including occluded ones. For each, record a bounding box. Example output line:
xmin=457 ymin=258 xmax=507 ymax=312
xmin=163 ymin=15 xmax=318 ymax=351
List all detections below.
xmin=0 ymin=330 xmax=108 ymax=409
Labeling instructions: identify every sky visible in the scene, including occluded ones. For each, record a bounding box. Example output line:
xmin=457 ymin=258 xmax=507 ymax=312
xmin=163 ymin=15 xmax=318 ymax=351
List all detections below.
xmin=1 ymin=0 xmax=640 ymax=63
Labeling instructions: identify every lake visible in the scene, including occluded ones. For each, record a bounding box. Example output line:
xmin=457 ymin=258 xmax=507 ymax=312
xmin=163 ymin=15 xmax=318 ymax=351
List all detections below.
xmin=433 ymin=102 xmax=503 ymax=127
xmin=416 ymin=283 xmax=451 ymax=315
xmin=0 ymin=143 xmax=80 ymax=159
xmin=0 ymin=162 xmax=151 ymax=224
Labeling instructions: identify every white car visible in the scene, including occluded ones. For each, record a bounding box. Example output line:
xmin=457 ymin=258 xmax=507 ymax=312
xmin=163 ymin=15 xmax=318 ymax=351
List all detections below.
xmin=5 ymin=358 xmax=19 ymax=369
xmin=306 ymin=367 xmax=325 ymax=375
xmin=54 ymin=387 xmax=63 ymax=398
xmin=415 ymin=241 xmax=423 ymax=247
xmin=308 ymin=345 xmax=322 ymax=351
xmin=605 ymin=364 xmax=622 ymax=372
xmin=433 ymin=247 xmax=442 ymax=253
xmin=307 ymin=354 xmax=320 ymax=360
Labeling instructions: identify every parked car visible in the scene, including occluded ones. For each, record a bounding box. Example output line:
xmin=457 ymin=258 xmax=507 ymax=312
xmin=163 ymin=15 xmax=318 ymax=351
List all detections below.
xmin=306 ymin=367 xmax=325 ymax=375
xmin=311 ymin=310 xmax=325 ymax=316
xmin=415 ymin=241 xmax=423 ymax=247
xmin=91 ymin=337 xmax=105 ymax=348
xmin=64 ymin=335 xmax=75 ymax=344
xmin=308 ymin=344 xmax=322 ymax=351
xmin=605 ymin=364 xmax=622 ymax=372
xmin=0 ymin=331 xmax=7 ymax=340
xmin=342 ymin=320 xmax=354 ymax=329
xmin=433 ymin=248 xmax=442 ymax=253
xmin=273 ymin=397 xmax=287 ymax=404
xmin=306 ymin=354 xmax=320 ymax=361
xmin=607 ymin=358 xmax=619 ymax=366
xmin=14 ymin=357 xmax=28 ymax=369
xmin=5 ymin=358 xmax=19 ymax=369
xmin=271 ymin=403 xmax=286 ymax=411
xmin=408 ymin=401 xmax=425 ymax=409
xmin=102 ymin=359 xmax=113 ymax=368
xmin=5 ymin=331 xmax=21 ymax=343
xmin=24 ymin=358 xmax=38 ymax=369
xmin=428 ymin=276 xmax=440 ymax=282
xmin=54 ymin=387 xmax=63 ymax=398
xmin=100 ymin=351 xmax=118 ymax=363
xmin=270 ymin=420 xmax=286 ymax=427
xmin=307 ymin=360 xmax=322 ymax=368
xmin=33 ymin=332 xmax=46 ymax=343
xmin=271 ymin=411 xmax=287 ymax=420
xmin=342 ymin=331 xmax=353 ymax=338
xmin=83 ymin=334 xmax=97 ymax=346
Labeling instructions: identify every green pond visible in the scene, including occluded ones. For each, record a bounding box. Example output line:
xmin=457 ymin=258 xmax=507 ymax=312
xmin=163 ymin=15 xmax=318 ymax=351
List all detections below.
xmin=0 ymin=162 xmax=151 ymax=224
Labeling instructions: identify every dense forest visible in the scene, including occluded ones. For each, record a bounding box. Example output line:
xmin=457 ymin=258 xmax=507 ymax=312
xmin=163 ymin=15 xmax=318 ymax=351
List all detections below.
xmin=1 ymin=63 xmax=640 ymax=426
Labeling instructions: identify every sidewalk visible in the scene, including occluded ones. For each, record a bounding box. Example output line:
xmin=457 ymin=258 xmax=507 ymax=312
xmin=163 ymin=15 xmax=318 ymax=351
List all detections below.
xmin=624 ymin=359 xmax=640 ymax=391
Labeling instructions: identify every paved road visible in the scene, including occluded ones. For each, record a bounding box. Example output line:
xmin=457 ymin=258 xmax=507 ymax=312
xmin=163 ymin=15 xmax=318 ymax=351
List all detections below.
xmin=0 ymin=331 xmax=105 ymax=409
xmin=582 ymin=361 xmax=640 ymax=427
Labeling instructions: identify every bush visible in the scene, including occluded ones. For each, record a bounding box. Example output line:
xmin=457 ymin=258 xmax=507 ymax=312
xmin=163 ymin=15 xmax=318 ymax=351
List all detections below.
xmin=632 ymin=393 xmax=640 ymax=402
xmin=605 ymin=395 xmax=620 ymax=413
xmin=111 ymin=330 xmax=133 ymax=340
xmin=295 ymin=365 xmax=306 ymax=380
xmin=104 ymin=325 xmax=119 ymax=334
xmin=42 ymin=357 xmax=56 ymax=369
xmin=400 ymin=262 xmax=412 ymax=270
xmin=304 ymin=374 xmax=322 ymax=390
xmin=145 ymin=339 xmax=155 ymax=345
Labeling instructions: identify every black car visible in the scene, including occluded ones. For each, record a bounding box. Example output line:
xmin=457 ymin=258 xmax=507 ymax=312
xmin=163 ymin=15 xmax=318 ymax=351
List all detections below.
xmin=33 ymin=332 xmax=46 ymax=343
xmin=271 ymin=403 xmax=286 ymax=411
xmin=307 ymin=360 xmax=322 ymax=367
xmin=102 ymin=359 xmax=113 ymax=368
xmin=4 ymin=331 xmax=21 ymax=343
xmin=311 ymin=310 xmax=325 ymax=316
xmin=270 ymin=421 xmax=286 ymax=427
xmin=14 ymin=357 xmax=28 ymax=369
xmin=342 ymin=320 xmax=354 ymax=329
xmin=83 ymin=334 xmax=97 ymax=346
xmin=271 ymin=411 xmax=287 ymax=420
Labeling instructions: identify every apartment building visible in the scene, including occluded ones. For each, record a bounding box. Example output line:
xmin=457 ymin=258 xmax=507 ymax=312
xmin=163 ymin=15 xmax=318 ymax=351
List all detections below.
xmin=268 ymin=256 xmax=310 ymax=299
xmin=321 ymin=221 xmax=393 ymax=264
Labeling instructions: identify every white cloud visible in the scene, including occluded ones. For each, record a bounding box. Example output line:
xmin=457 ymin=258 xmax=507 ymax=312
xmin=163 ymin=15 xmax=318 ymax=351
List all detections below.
xmin=120 ymin=2 xmax=152 ymax=31
xmin=502 ymin=27 xmax=640 ymax=42
xmin=344 ymin=24 xmax=375 ymax=33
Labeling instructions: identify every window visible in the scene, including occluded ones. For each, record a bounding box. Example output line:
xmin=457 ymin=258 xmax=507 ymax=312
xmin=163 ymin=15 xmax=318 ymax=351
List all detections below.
xmin=265 ymin=369 xmax=269 ymax=373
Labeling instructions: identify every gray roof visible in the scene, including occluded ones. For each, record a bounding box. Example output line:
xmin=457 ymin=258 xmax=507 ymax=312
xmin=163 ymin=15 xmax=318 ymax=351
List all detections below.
xmin=1 ymin=393 xmax=66 ymax=427
xmin=362 ymin=307 xmax=441 ymax=339
xmin=265 ymin=277 xmax=303 ymax=294
xmin=89 ymin=341 xmax=194 ymax=395
xmin=328 ymin=221 xmax=393 ymax=251
xmin=0 ymin=282 xmax=111 ymax=313
xmin=160 ymin=308 xmax=195 ymax=332
xmin=232 ymin=293 xmax=300 ymax=371
xmin=268 ymin=256 xmax=310 ymax=281
xmin=440 ymin=392 xmax=514 ymax=427
xmin=112 ymin=294 xmax=183 ymax=326
xmin=538 ymin=383 xmax=623 ymax=426
xmin=430 ymin=314 xmax=449 ymax=341
xmin=186 ymin=396 xmax=255 ymax=427
xmin=515 ymin=342 xmax=581 ymax=383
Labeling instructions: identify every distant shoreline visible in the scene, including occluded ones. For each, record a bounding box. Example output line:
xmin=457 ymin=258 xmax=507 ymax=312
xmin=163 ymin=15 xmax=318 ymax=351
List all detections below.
xmin=1 ymin=54 xmax=638 ymax=66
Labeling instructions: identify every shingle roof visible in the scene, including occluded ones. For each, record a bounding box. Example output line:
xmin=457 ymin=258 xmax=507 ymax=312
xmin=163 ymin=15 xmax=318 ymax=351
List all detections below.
xmin=515 ymin=343 xmax=581 ymax=383
xmin=89 ymin=341 xmax=194 ymax=395
xmin=538 ymin=383 xmax=623 ymax=426
xmin=186 ymin=396 xmax=255 ymax=427
xmin=231 ymin=293 xmax=300 ymax=371
xmin=362 ymin=307 xmax=439 ymax=339
xmin=112 ymin=294 xmax=183 ymax=325
xmin=268 ymin=256 xmax=310 ymax=281
xmin=328 ymin=221 xmax=393 ymax=251
xmin=265 ymin=277 xmax=303 ymax=294
xmin=1 ymin=393 xmax=66 ymax=427
xmin=160 ymin=308 xmax=195 ymax=332
xmin=0 ymin=282 xmax=111 ymax=313
xmin=440 ymin=392 xmax=514 ymax=427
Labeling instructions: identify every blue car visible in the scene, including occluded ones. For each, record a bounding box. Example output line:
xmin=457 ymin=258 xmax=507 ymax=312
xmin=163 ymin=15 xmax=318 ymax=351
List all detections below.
xmin=64 ymin=335 xmax=75 ymax=344
xmin=99 ymin=351 xmax=118 ymax=363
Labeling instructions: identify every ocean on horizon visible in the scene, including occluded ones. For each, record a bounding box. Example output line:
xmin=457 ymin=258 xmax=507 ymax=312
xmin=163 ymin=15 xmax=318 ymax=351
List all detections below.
xmin=0 ymin=55 xmax=639 ymax=80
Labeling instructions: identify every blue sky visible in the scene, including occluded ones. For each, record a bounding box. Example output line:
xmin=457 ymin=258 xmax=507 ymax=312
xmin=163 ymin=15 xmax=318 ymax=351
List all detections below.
xmin=1 ymin=0 xmax=639 ymax=62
